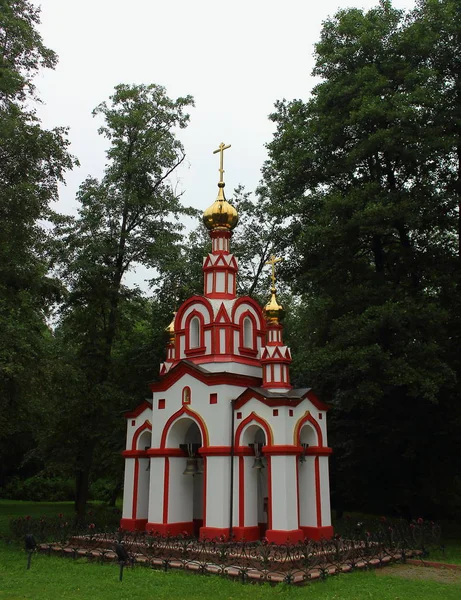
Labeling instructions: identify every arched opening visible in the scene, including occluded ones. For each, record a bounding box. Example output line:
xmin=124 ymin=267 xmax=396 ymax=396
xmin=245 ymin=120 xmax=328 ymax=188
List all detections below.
xmin=298 ymin=423 xmax=318 ymax=533
xmin=166 ymin=417 xmax=204 ymax=537
xmin=240 ymin=424 xmax=268 ymax=538
xmin=190 ymin=316 xmax=200 ymax=348
xmin=135 ymin=429 xmax=151 ymax=523
xmin=243 ymin=316 xmax=253 ymax=348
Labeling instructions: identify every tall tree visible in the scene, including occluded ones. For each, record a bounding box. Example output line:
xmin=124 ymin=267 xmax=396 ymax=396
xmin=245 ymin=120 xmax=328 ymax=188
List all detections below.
xmin=0 ymin=0 xmax=74 ymax=485
xmin=261 ymin=0 xmax=459 ymax=516
xmin=52 ymin=84 xmax=194 ymax=515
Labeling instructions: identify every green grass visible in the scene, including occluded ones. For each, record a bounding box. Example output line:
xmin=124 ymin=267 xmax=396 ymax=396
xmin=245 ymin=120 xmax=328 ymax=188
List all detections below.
xmin=0 ymin=500 xmax=77 ymax=541
xmin=2 ymin=501 xmax=461 ymax=599
xmin=1 ymin=544 xmax=461 ymax=600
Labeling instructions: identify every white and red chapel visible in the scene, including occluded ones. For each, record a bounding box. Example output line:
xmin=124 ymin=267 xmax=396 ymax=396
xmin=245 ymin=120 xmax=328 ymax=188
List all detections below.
xmin=120 ymin=144 xmax=333 ymax=543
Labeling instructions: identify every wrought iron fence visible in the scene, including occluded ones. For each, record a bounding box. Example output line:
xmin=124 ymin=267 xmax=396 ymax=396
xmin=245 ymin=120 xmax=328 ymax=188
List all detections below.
xmin=8 ymin=515 xmax=442 ymax=584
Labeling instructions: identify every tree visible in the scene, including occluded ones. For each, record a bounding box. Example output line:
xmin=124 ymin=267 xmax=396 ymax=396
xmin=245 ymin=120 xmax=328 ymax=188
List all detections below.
xmin=51 ymin=84 xmax=194 ymax=516
xmin=261 ymin=0 xmax=460 ymax=517
xmin=0 ymin=0 xmax=75 ymax=486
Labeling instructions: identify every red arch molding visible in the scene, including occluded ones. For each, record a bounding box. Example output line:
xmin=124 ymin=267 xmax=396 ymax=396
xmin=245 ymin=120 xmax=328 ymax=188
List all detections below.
xmin=294 ymin=412 xmax=324 ymax=447
xmin=131 ymin=421 xmax=152 ymax=451
xmin=234 ymin=412 xmax=274 ymax=446
xmin=160 ymin=405 xmax=209 ymax=448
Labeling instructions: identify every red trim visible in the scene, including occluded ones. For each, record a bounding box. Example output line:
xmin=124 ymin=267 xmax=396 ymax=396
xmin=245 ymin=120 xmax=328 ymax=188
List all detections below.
xmin=150 ymin=360 xmax=261 ymax=392
xmin=234 ymin=412 xmax=274 ymax=446
xmin=265 ymin=529 xmax=304 ymax=544
xmin=163 ymin=457 xmax=169 ymax=524
xmin=132 ymin=421 xmax=152 ymax=450
xmin=122 ymin=450 xmax=147 ymax=458
xmin=261 ymin=382 xmax=293 ymax=391
xmin=232 ymin=526 xmax=260 ymax=542
xmin=185 ymin=354 xmax=261 ymax=367
xmin=233 ymin=389 xmax=302 ymax=410
xmin=132 ymin=458 xmax=139 ymax=519
xmin=120 ymin=518 xmax=147 ymax=531
xmin=306 ymin=446 xmax=333 ymax=456
xmin=199 ymin=446 xmax=231 ymax=456
xmin=176 ymin=296 xmax=213 ymax=328
xmin=158 ymin=398 xmax=165 ymax=409
xmin=199 ymin=526 xmax=230 ymax=540
xmin=202 ymin=457 xmax=207 ymax=527
xmin=146 ymin=521 xmax=194 ymax=536
xmin=182 ymin=386 xmax=191 ymax=405
xmin=267 ymin=456 xmax=272 ymax=530
xmin=306 ymin=390 xmax=330 ymax=411
xmin=262 ymin=445 xmax=302 ymax=456
xmin=160 ymin=405 xmax=209 ymax=448
xmin=215 ymin=303 xmax=231 ymax=324
xmin=184 ymin=310 xmax=206 ymax=355
xmin=238 ymin=310 xmax=258 ymax=355
xmin=294 ymin=412 xmax=324 ymax=447
xmin=147 ymin=448 xmax=186 ymax=457
xmin=315 ymin=456 xmax=322 ymax=527
xmin=124 ymin=400 xmax=151 ymax=419
xmin=238 ymin=456 xmax=244 ymax=527
xmin=296 ymin=459 xmax=300 ymax=532
xmin=231 ymin=296 xmax=265 ymax=328
xmin=234 ymin=445 xmax=253 ymax=456
xmin=301 ymin=525 xmax=334 ymax=541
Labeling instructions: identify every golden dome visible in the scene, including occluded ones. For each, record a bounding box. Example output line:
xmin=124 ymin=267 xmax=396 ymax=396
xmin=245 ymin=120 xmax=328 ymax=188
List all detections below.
xmin=203 ymin=183 xmax=238 ymax=231
xmin=264 ymin=288 xmax=283 ymax=324
xmin=165 ymin=313 xmax=176 ymax=344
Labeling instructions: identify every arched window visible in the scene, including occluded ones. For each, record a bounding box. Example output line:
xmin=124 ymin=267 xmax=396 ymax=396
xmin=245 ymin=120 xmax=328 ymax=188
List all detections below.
xmin=190 ymin=316 xmax=200 ymax=348
xmin=243 ymin=316 xmax=253 ymax=348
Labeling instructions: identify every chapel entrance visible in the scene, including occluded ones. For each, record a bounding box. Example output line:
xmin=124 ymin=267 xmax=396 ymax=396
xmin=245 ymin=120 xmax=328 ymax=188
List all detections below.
xmin=298 ymin=422 xmax=318 ymax=532
xmin=240 ymin=424 xmax=268 ymax=538
xmin=166 ymin=417 xmax=204 ymax=537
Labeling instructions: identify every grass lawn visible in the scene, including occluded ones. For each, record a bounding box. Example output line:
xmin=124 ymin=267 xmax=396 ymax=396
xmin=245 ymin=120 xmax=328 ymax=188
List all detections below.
xmin=1 ymin=500 xmax=461 ymax=600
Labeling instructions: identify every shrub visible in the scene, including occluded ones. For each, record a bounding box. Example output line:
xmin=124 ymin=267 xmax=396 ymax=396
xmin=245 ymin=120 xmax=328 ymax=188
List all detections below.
xmin=1 ymin=476 xmax=74 ymax=502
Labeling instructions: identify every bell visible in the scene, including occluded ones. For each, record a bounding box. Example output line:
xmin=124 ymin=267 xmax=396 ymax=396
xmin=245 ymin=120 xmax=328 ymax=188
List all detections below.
xmin=183 ymin=457 xmax=199 ymax=476
xmin=252 ymin=456 xmax=264 ymax=470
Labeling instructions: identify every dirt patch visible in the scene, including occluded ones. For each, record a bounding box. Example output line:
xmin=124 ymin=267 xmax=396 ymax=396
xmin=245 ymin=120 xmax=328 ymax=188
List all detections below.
xmin=376 ymin=564 xmax=461 ymax=585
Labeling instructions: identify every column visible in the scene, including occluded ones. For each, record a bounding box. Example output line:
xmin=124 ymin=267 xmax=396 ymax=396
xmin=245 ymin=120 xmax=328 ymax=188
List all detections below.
xmin=298 ymin=447 xmax=334 ymax=540
xmin=120 ymin=450 xmax=149 ymax=531
xmin=264 ymin=447 xmax=304 ymax=544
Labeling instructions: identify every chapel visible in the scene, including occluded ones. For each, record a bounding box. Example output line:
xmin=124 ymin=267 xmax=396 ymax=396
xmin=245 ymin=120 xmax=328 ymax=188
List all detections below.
xmin=120 ymin=144 xmax=333 ymax=543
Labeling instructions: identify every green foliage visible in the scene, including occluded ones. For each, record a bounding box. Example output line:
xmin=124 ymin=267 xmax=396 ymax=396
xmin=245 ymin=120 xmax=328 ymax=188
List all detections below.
xmin=1 ymin=476 xmax=74 ymax=502
xmin=261 ymin=0 xmax=461 ymax=517
xmin=42 ymin=84 xmax=195 ymax=516
xmin=0 ymin=0 xmax=75 ymax=487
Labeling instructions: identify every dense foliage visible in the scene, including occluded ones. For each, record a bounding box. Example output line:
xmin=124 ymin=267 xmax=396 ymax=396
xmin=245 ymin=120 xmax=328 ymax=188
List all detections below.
xmin=260 ymin=0 xmax=461 ymax=518
xmin=2 ymin=0 xmax=461 ymax=522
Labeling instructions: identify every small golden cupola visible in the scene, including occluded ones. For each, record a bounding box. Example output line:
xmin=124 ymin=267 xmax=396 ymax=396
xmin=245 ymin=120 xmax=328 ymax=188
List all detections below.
xmin=203 ymin=142 xmax=238 ymax=231
xmin=264 ymin=255 xmax=283 ymax=324
xmin=165 ymin=312 xmax=176 ymax=344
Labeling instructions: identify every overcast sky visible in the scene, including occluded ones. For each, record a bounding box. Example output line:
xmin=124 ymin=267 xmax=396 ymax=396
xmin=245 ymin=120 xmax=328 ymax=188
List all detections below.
xmin=32 ymin=0 xmax=416 ymax=287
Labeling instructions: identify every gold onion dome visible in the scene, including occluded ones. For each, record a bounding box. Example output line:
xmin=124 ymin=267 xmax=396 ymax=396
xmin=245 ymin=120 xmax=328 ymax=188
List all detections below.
xmin=264 ymin=288 xmax=283 ymax=324
xmin=203 ymin=183 xmax=238 ymax=231
xmin=165 ymin=313 xmax=176 ymax=344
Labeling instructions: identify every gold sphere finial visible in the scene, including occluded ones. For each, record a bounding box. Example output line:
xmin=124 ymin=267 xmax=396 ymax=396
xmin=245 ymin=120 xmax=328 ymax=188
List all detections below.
xmin=202 ymin=142 xmax=239 ymax=231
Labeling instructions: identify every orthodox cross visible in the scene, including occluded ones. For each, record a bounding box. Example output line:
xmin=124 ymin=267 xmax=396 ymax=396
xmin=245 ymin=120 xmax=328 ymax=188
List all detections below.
xmin=213 ymin=142 xmax=231 ymax=183
xmin=265 ymin=255 xmax=282 ymax=287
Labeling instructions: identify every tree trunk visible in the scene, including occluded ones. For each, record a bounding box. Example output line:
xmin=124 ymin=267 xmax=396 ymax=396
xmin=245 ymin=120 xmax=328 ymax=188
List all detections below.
xmin=74 ymin=442 xmax=95 ymax=519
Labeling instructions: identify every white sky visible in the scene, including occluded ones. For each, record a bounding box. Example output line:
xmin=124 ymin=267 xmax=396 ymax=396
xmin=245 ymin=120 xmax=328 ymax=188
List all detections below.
xmin=32 ymin=0 xmax=416 ymax=287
